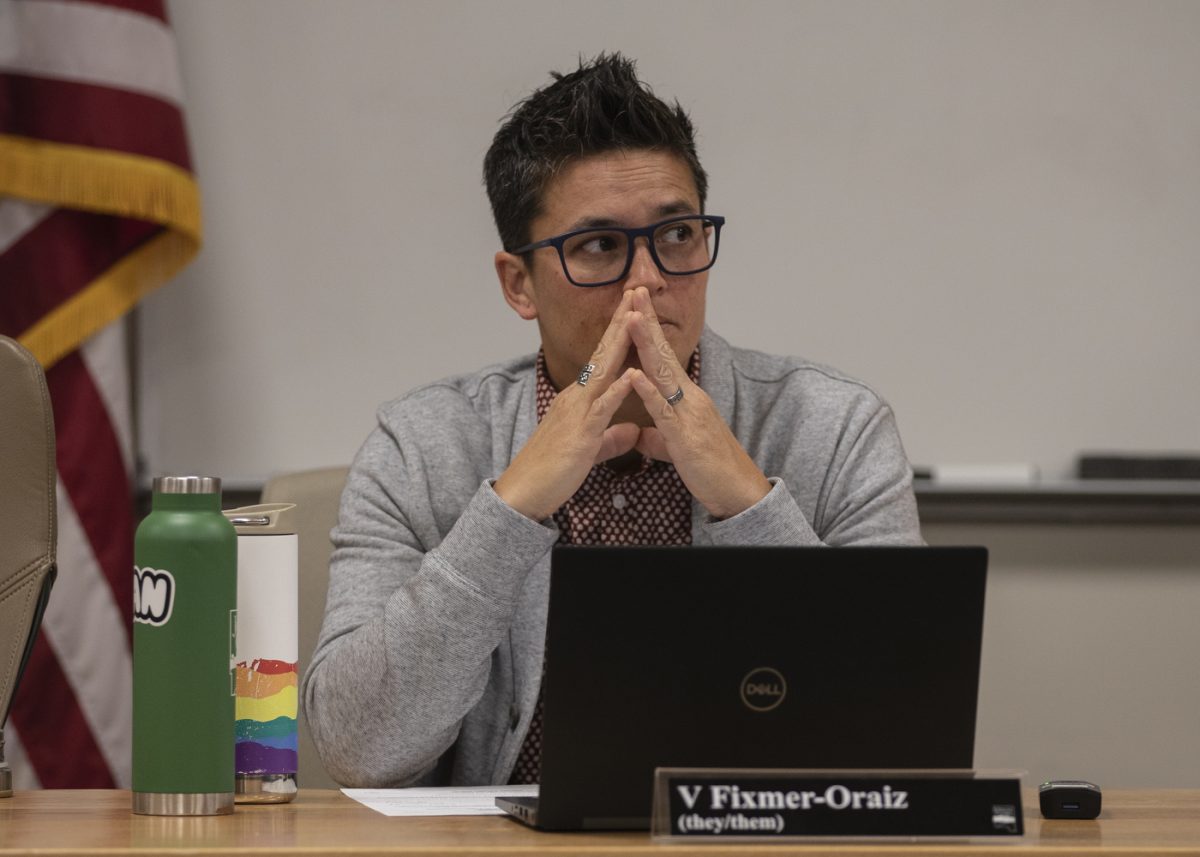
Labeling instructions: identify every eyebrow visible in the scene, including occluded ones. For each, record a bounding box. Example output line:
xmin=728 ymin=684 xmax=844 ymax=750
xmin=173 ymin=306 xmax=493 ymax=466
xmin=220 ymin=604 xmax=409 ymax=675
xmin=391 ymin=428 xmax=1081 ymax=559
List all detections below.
xmin=566 ymin=201 xmax=698 ymax=232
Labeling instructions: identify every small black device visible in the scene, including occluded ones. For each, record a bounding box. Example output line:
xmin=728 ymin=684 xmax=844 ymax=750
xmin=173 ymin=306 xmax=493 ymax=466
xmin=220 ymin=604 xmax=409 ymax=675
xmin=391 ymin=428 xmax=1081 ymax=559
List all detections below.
xmin=1039 ymin=780 xmax=1102 ymax=819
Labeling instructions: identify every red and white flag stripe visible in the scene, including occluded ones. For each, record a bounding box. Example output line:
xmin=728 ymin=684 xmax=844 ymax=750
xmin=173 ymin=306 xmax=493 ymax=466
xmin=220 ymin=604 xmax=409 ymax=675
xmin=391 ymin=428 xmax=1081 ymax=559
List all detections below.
xmin=0 ymin=0 xmax=200 ymax=788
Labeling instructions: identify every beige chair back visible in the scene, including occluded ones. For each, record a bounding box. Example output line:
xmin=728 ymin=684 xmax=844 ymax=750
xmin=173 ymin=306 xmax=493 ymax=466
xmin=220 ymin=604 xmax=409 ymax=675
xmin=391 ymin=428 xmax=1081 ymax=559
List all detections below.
xmin=0 ymin=336 xmax=58 ymax=796
xmin=260 ymin=466 xmax=349 ymax=791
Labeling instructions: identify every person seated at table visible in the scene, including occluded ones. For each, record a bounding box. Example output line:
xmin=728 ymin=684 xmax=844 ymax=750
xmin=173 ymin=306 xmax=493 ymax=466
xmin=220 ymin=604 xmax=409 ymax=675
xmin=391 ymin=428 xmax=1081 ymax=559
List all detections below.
xmin=302 ymin=52 xmax=922 ymax=788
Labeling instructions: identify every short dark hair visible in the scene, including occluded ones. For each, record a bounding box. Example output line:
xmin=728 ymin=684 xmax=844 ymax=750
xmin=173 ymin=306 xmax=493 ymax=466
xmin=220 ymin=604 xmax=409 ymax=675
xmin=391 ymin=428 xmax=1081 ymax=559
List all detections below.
xmin=483 ymin=53 xmax=708 ymax=253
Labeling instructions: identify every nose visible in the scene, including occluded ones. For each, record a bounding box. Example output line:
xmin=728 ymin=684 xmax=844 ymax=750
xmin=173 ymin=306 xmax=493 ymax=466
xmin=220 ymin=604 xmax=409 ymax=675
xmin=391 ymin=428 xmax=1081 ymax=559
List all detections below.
xmin=623 ymin=236 xmax=668 ymax=294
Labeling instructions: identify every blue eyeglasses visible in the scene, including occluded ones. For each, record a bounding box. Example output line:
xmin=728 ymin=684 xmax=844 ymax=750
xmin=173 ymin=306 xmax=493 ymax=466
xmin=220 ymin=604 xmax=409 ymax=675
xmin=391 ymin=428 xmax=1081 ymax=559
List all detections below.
xmin=512 ymin=214 xmax=725 ymax=287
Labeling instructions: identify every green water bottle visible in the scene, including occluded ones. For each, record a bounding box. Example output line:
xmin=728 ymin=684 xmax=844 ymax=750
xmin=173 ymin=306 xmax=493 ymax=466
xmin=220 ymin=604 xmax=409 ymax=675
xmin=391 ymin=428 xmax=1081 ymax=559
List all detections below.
xmin=133 ymin=476 xmax=237 ymax=816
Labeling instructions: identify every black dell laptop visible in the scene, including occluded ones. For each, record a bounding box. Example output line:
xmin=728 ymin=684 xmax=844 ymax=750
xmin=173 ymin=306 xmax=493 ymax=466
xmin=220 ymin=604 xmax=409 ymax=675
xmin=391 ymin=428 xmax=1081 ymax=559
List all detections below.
xmin=496 ymin=545 xmax=988 ymax=831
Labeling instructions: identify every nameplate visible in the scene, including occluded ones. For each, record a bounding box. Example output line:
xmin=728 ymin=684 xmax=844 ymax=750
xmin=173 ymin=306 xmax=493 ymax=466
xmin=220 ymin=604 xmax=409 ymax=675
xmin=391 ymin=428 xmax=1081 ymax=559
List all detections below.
xmin=652 ymin=769 xmax=1024 ymax=840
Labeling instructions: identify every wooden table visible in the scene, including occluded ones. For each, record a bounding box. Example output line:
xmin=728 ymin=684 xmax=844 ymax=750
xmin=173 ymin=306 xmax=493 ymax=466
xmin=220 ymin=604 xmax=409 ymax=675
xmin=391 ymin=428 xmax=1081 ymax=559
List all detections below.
xmin=1 ymin=789 xmax=1198 ymax=855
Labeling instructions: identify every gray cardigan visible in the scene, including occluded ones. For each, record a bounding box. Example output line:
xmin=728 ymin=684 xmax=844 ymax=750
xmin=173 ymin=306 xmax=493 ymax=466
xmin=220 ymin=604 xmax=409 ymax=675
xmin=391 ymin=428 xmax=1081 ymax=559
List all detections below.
xmin=302 ymin=328 xmax=922 ymax=787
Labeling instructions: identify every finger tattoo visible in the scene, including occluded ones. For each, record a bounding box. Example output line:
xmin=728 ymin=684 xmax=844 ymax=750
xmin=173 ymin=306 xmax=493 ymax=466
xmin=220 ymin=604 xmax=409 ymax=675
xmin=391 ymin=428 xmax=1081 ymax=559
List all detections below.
xmin=654 ymin=340 xmax=676 ymax=383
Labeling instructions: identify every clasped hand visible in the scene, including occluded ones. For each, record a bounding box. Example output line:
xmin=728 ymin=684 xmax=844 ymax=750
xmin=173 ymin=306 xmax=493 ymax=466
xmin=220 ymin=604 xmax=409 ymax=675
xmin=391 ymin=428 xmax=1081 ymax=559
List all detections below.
xmin=494 ymin=288 xmax=771 ymax=522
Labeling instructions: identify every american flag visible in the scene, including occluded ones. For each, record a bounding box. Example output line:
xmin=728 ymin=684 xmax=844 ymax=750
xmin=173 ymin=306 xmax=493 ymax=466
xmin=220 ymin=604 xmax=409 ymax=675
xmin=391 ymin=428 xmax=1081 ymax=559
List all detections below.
xmin=0 ymin=0 xmax=200 ymax=788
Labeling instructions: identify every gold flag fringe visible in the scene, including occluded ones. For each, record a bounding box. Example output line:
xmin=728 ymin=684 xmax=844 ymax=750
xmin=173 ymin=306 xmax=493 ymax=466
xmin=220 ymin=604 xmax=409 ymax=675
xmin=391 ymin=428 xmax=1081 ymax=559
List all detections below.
xmin=0 ymin=134 xmax=203 ymax=370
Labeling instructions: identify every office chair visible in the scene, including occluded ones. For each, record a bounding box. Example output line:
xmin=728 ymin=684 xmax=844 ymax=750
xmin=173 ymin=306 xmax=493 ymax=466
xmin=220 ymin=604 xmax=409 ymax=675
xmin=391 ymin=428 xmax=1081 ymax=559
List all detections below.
xmin=0 ymin=336 xmax=58 ymax=797
xmin=261 ymin=466 xmax=349 ymax=790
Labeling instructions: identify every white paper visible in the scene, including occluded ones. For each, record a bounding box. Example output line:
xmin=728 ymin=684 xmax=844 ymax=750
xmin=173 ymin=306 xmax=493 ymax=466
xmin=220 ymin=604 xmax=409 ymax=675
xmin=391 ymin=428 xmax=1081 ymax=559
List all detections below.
xmin=341 ymin=785 xmax=539 ymax=817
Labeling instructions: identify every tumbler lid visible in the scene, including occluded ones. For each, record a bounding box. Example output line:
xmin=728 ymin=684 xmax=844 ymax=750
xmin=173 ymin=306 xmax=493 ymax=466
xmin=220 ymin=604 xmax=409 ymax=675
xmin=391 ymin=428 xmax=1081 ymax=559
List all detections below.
xmin=222 ymin=503 xmax=297 ymax=535
xmin=153 ymin=475 xmax=221 ymax=495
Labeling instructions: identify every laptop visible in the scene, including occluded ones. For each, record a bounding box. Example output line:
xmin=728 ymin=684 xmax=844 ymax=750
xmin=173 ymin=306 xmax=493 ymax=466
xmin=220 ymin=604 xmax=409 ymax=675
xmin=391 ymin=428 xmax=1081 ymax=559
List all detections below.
xmin=497 ymin=545 xmax=988 ymax=831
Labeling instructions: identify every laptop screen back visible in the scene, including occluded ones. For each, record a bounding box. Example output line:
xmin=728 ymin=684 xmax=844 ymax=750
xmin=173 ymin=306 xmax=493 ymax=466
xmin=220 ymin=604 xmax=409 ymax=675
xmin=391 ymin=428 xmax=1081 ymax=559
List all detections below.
xmin=534 ymin=546 xmax=988 ymax=830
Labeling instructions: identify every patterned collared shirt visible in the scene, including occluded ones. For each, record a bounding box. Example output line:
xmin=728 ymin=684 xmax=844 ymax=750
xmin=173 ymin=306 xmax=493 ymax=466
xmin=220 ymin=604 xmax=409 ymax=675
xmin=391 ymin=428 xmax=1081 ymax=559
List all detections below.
xmin=508 ymin=345 xmax=701 ymax=785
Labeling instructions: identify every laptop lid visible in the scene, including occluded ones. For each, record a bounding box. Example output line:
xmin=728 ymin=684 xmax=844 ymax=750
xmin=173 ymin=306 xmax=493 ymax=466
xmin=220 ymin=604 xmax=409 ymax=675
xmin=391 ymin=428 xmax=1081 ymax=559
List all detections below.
xmin=528 ymin=545 xmax=988 ymax=830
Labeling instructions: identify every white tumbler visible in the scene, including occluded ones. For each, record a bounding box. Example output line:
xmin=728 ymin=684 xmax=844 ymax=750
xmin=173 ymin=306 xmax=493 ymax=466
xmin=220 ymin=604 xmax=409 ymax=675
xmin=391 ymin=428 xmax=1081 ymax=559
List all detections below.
xmin=222 ymin=503 xmax=299 ymax=803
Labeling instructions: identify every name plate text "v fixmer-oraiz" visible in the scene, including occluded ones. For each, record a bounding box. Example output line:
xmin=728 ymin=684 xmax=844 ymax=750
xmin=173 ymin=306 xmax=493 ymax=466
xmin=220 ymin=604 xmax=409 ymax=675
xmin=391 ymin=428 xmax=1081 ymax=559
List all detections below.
xmin=652 ymin=770 xmax=1024 ymax=839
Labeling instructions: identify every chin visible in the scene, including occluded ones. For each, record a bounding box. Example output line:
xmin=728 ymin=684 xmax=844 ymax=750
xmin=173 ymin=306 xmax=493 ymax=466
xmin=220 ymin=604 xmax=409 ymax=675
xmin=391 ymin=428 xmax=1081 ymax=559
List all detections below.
xmin=670 ymin=334 xmax=700 ymax=365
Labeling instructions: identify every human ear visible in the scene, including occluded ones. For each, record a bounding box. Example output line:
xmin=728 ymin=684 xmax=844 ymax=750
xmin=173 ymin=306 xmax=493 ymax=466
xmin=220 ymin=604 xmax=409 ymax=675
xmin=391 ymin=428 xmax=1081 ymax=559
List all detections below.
xmin=496 ymin=251 xmax=538 ymax=320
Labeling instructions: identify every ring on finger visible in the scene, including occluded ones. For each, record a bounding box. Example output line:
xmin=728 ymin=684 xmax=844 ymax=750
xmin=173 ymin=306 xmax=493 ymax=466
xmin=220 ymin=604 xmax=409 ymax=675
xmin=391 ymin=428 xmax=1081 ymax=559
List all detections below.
xmin=577 ymin=363 xmax=597 ymax=387
xmin=665 ymin=387 xmax=684 ymax=406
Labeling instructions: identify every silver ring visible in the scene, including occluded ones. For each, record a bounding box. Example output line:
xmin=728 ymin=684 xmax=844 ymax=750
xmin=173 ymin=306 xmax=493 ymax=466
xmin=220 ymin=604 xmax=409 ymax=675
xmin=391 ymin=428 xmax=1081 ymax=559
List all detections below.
xmin=577 ymin=363 xmax=596 ymax=387
xmin=665 ymin=387 xmax=684 ymax=406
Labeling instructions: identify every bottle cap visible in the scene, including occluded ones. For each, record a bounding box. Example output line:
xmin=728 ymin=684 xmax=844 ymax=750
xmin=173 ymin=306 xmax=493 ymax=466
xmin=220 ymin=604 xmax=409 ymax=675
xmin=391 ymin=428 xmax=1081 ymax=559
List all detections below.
xmin=152 ymin=476 xmax=222 ymax=495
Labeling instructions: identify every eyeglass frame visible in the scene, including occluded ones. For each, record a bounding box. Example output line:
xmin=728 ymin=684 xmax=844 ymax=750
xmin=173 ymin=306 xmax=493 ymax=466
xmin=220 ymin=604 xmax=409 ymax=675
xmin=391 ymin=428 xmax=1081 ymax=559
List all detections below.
xmin=510 ymin=214 xmax=726 ymax=288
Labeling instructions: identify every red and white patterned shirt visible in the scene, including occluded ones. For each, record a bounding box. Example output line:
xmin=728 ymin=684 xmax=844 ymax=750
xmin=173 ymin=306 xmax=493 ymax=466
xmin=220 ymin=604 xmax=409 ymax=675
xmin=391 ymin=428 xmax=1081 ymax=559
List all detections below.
xmin=508 ymin=346 xmax=701 ymax=784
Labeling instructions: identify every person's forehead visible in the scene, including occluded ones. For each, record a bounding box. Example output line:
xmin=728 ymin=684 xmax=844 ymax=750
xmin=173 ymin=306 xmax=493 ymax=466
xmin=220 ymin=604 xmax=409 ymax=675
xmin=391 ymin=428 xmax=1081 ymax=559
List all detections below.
xmin=538 ymin=149 xmax=700 ymax=229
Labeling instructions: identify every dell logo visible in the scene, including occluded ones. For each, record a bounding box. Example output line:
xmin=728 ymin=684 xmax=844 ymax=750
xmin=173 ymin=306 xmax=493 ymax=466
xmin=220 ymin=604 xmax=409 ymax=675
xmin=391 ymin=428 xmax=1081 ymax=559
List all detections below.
xmin=740 ymin=667 xmax=787 ymax=712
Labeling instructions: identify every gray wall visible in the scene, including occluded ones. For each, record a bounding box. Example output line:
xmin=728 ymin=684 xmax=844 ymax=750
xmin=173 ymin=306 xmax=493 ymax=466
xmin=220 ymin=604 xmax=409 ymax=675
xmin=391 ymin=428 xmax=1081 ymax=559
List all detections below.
xmin=925 ymin=523 xmax=1200 ymax=789
xmin=142 ymin=1 xmax=1200 ymax=788
xmin=142 ymin=0 xmax=1200 ymax=483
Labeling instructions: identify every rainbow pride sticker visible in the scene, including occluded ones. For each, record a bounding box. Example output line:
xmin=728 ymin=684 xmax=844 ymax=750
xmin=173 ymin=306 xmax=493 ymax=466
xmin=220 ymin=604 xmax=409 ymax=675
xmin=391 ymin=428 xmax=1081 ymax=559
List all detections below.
xmin=235 ymin=658 xmax=297 ymax=775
